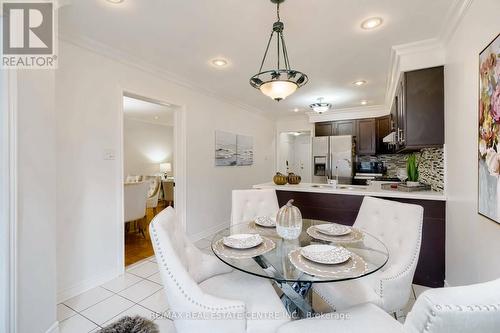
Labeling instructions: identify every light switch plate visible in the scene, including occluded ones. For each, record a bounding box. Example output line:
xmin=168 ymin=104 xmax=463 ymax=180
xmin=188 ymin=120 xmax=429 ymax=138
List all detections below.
xmin=103 ymin=149 xmax=116 ymax=160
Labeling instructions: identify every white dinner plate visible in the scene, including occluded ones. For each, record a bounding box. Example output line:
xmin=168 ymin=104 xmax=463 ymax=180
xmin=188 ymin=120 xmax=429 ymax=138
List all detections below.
xmin=300 ymin=244 xmax=351 ymax=265
xmin=315 ymin=223 xmax=352 ymax=236
xmin=254 ymin=216 xmax=276 ymax=228
xmin=222 ymin=234 xmax=263 ymax=249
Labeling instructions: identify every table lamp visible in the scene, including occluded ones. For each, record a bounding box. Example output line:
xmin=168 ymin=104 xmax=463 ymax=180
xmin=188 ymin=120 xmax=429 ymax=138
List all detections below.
xmin=160 ymin=162 xmax=172 ymax=177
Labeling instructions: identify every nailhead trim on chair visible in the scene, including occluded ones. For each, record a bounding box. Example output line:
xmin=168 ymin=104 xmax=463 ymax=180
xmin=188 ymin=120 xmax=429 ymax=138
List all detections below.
xmin=378 ymin=209 xmax=424 ymax=314
xmin=421 ymin=303 xmax=500 ymax=331
xmin=151 ymin=223 xmax=246 ymax=312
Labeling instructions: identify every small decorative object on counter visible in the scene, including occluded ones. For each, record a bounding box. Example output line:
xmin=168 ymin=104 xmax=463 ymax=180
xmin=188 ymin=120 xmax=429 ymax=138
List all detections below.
xmin=287 ymin=172 xmax=302 ymax=185
xmin=273 ymin=172 xmax=288 ymax=185
xmin=406 ymin=153 xmax=420 ymax=187
xmin=276 ymin=199 xmax=303 ymax=240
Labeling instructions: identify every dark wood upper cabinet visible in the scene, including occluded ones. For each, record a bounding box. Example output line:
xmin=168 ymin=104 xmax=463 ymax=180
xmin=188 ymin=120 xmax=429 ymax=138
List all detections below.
xmin=397 ymin=66 xmax=444 ymax=150
xmin=315 ymin=122 xmax=334 ymax=137
xmin=356 ymin=119 xmax=376 ymax=155
xmin=376 ymin=115 xmax=392 ymax=154
xmin=334 ymin=120 xmax=356 ymax=136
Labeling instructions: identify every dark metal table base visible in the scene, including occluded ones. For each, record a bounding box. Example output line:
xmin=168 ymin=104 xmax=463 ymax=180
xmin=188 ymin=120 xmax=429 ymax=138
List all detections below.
xmin=254 ymin=256 xmax=315 ymax=318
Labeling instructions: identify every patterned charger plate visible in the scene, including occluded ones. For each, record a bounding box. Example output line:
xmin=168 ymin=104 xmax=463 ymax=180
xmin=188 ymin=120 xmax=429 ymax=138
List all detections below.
xmin=307 ymin=225 xmax=364 ymax=243
xmin=288 ymin=249 xmax=368 ymax=279
xmin=213 ymin=237 xmax=275 ymax=259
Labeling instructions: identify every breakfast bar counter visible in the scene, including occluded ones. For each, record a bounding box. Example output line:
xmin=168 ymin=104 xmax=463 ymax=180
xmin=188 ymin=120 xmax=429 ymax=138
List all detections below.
xmin=253 ymin=182 xmax=446 ymax=201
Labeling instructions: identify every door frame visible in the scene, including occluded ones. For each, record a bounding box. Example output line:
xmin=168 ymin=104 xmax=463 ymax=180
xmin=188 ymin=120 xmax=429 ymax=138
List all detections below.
xmin=117 ymin=89 xmax=187 ymax=270
xmin=1 ymin=69 xmax=18 ymax=333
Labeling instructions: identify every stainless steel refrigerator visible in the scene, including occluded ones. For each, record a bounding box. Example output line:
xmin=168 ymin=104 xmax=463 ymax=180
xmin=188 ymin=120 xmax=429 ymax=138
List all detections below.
xmin=312 ymin=135 xmax=354 ymax=184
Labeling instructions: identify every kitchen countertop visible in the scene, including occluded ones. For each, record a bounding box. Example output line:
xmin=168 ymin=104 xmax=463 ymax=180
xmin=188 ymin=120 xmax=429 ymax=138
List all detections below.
xmin=253 ymin=181 xmax=446 ymax=201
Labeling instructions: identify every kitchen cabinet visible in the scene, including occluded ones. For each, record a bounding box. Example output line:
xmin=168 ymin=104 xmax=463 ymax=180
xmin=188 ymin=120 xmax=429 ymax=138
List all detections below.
xmin=334 ymin=120 xmax=356 ymax=136
xmin=395 ymin=66 xmax=444 ymax=150
xmin=356 ymin=119 xmax=376 ymax=155
xmin=315 ymin=122 xmax=334 ymax=136
xmin=376 ymin=115 xmax=392 ymax=154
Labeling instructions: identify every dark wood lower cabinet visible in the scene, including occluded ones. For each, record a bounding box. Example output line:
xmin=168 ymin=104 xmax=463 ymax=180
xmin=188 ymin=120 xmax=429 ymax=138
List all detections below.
xmin=276 ymin=191 xmax=445 ymax=288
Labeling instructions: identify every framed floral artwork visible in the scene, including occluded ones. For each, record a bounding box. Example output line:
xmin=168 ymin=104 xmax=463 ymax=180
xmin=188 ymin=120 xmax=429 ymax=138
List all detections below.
xmin=478 ymin=33 xmax=500 ymax=223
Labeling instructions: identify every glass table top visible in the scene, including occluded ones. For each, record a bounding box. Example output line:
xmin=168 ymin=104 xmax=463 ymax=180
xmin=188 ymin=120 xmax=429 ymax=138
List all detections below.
xmin=211 ymin=219 xmax=389 ymax=284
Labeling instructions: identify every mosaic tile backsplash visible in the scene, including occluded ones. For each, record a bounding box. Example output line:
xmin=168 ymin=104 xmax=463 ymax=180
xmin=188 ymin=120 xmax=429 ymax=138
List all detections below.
xmin=360 ymin=148 xmax=445 ymax=192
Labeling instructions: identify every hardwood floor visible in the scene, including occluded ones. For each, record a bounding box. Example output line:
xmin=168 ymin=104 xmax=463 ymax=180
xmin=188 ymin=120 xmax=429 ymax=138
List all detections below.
xmin=125 ymin=201 xmax=170 ymax=266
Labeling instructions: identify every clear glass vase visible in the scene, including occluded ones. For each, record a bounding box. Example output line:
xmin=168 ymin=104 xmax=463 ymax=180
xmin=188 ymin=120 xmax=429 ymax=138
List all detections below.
xmin=276 ymin=199 xmax=303 ymax=240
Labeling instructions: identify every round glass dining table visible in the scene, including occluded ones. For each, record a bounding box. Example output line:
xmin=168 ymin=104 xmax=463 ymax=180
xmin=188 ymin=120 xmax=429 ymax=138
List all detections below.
xmin=211 ymin=219 xmax=389 ymax=317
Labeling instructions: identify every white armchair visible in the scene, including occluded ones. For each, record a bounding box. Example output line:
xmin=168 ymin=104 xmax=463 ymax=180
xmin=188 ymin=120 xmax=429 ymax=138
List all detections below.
xmin=277 ymin=278 xmax=500 ymax=333
xmin=149 ymin=207 xmax=289 ymax=333
xmin=230 ymin=189 xmax=280 ymax=225
xmin=313 ymin=196 xmax=424 ymax=314
xmin=124 ymin=181 xmax=149 ymax=237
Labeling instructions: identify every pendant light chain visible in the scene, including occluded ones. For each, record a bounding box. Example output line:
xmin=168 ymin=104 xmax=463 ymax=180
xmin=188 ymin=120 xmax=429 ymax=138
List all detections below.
xmin=249 ymin=0 xmax=308 ymax=101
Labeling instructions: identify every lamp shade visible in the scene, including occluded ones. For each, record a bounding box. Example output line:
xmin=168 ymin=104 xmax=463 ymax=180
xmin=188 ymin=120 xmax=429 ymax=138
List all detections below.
xmin=160 ymin=162 xmax=172 ymax=173
xmin=259 ymin=80 xmax=297 ymax=101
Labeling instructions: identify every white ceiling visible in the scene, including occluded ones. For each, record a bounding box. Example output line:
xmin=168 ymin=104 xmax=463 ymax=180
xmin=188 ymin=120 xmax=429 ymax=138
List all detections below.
xmin=123 ymin=96 xmax=174 ymax=126
xmin=61 ymin=0 xmax=456 ymax=117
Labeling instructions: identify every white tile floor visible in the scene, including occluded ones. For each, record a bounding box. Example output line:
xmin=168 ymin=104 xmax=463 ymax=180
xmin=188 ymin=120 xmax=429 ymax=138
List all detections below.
xmin=58 ymin=234 xmax=434 ymax=332
xmin=58 ymin=257 xmax=174 ymax=333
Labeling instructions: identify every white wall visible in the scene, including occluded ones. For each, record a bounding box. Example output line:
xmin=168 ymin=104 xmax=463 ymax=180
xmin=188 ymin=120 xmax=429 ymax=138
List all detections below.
xmin=55 ymin=41 xmax=275 ymax=300
xmin=17 ymin=71 xmax=58 ymax=332
xmin=444 ymin=0 xmax=500 ymax=286
xmin=124 ymin=117 xmax=174 ymax=176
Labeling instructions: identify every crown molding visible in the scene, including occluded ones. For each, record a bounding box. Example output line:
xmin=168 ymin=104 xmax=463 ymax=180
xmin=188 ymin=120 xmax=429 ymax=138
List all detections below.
xmin=384 ymin=0 xmax=473 ymax=110
xmin=438 ymin=0 xmax=474 ymax=44
xmin=58 ymin=33 xmax=274 ymax=120
xmin=306 ymin=105 xmax=388 ymax=123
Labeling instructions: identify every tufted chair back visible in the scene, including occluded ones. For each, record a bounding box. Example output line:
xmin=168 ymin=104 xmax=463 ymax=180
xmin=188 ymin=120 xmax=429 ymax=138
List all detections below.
xmin=231 ymin=189 xmax=280 ymax=225
xmin=404 ymin=278 xmax=500 ymax=333
xmin=124 ymin=181 xmax=149 ymax=222
xmin=354 ymin=196 xmax=423 ymax=313
xmin=150 ymin=207 xmax=246 ymax=333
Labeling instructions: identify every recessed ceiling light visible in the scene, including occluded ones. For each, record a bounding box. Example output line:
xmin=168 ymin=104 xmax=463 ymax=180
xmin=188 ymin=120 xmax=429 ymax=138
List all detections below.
xmin=154 ymin=115 xmax=159 ymax=120
xmin=106 ymin=0 xmax=124 ymax=4
xmin=353 ymin=80 xmax=367 ymax=86
xmin=361 ymin=100 xmax=368 ymax=105
xmin=292 ymin=108 xmax=300 ymax=112
xmin=361 ymin=17 xmax=383 ymax=30
xmin=211 ymin=58 xmax=228 ymax=67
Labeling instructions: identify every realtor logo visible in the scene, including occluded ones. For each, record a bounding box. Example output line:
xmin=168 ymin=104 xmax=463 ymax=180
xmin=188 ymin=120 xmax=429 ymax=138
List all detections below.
xmin=2 ymin=1 xmax=57 ymax=68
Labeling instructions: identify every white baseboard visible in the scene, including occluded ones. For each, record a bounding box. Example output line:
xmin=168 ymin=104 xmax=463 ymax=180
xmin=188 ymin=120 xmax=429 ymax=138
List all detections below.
xmin=46 ymin=321 xmax=59 ymax=333
xmin=57 ymin=267 xmax=119 ymax=303
xmin=188 ymin=221 xmax=228 ymax=242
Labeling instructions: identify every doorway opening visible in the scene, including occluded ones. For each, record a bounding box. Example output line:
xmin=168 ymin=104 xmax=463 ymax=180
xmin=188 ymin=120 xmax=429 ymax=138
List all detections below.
xmin=278 ymin=131 xmax=312 ymax=183
xmin=122 ymin=94 xmax=178 ymax=266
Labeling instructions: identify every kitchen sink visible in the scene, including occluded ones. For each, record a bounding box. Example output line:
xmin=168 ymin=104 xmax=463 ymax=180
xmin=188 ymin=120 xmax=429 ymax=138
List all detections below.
xmin=336 ymin=185 xmax=368 ymax=190
xmin=310 ymin=184 xmax=368 ymax=190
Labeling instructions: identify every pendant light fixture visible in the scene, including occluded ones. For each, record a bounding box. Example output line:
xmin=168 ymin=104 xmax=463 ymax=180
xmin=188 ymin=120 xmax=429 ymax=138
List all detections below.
xmin=309 ymin=97 xmax=331 ymax=114
xmin=250 ymin=0 xmax=308 ymax=101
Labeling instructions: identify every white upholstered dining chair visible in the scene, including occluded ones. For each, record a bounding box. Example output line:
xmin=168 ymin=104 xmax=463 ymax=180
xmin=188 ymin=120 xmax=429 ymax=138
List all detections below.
xmin=124 ymin=181 xmax=149 ymax=237
xmin=145 ymin=176 xmax=161 ymax=214
xmin=231 ymin=189 xmax=280 ymax=225
xmin=149 ymin=207 xmax=289 ymax=333
xmin=278 ymin=278 xmax=500 ymax=333
xmin=313 ymin=196 xmax=424 ymax=315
